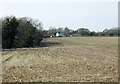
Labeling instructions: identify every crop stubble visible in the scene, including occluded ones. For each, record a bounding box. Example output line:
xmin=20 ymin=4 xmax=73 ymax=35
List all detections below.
xmin=2 ymin=37 xmax=118 ymax=82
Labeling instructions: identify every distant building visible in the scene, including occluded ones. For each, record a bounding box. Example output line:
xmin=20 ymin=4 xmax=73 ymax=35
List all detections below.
xmin=50 ymin=34 xmax=55 ymax=37
xmin=56 ymin=32 xmax=60 ymax=37
xmin=50 ymin=36 xmax=53 ymax=37
xmin=56 ymin=32 xmax=66 ymax=37
xmin=51 ymin=32 xmax=66 ymax=37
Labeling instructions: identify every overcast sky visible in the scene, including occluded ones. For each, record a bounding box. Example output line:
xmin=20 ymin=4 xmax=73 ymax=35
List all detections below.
xmin=0 ymin=0 xmax=118 ymax=31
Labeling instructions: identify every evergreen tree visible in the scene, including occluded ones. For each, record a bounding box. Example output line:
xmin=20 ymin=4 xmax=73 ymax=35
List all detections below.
xmin=2 ymin=17 xmax=19 ymax=49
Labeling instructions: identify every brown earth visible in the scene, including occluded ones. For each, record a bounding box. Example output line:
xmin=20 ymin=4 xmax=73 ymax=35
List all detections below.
xmin=2 ymin=37 xmax=118 ymax=82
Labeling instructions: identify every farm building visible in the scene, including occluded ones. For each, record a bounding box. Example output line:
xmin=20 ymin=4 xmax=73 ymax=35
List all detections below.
xmin=59 ymin=33 xmax=66 ymax=37
xmin=56 ymin=32 xmax=60 ymax=37
xmin=56 ymin=32 xmax=66 ymax=37
xmin=50 ymin=32 xmax=66 ymax=37
xmin=50 ymin=34 xmax=55 ymax=37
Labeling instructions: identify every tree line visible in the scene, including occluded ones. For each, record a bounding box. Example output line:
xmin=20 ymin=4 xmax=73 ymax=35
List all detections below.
xmin=1 ymin=16 xmax=119 ymax=49
xmin=43 ymin=27 xmax=119 ymax=37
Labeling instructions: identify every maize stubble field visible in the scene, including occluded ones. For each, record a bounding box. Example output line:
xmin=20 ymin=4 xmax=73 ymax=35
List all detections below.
xmin=2 ymin=37 xmax=118 ymax=82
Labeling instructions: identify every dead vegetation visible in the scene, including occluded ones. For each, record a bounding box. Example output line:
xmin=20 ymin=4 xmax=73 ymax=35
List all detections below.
xmin=2 ymin=37 xmax=118 ymax=82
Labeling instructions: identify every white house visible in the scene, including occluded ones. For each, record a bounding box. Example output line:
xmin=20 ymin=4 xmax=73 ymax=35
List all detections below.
xmin=50 ymin=36 xmax=53 ymax=37
xmin=56 ymin=32 xmax=60 ymax=37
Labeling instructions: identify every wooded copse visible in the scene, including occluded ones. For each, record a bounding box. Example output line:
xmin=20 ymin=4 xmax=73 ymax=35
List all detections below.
xmin=1 ymin=16 xmax=119 ymax=49
xmin=2 ymin=16 xmax=43 ymax=49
